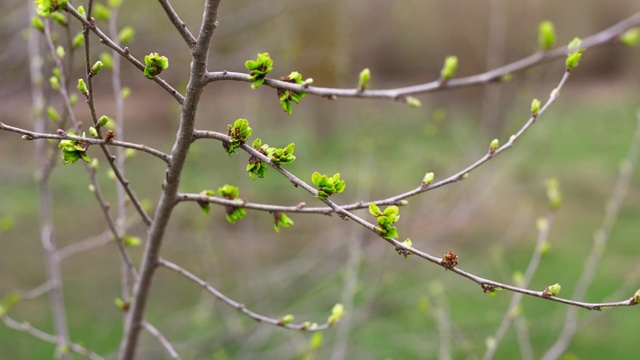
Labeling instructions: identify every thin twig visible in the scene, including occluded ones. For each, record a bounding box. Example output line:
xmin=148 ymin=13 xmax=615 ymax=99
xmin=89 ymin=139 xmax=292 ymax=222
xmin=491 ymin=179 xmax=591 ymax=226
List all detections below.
xmin=142 ymin=321 xmax=182 ymax=360
xmin=204 ymin=12 xmax=640 ymax=99
xmin=0 ymin=123 xmax=170 ymax=163
xmin=157 ymin=0 xmax=196 ymax=48
xmin=64 ymin=4 xmax=185 ymax=104
xmin=158 ymin=258 xmax=333 ymax=331
xmin=2 ymin=316 xmax=105 ymax=360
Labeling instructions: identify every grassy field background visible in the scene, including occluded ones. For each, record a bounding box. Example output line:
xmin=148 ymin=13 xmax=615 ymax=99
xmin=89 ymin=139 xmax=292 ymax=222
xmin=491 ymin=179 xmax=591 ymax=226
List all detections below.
xmin=1 ymin=1 xmax=640 ymax=359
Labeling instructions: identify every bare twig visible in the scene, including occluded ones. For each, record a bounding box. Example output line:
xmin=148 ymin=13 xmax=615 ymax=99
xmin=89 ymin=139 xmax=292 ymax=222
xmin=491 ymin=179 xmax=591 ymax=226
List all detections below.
xmin=2 ymin=316 xmax=104 ymax=360
xmin=158 ymin=258 xmax=334 ymax=331
xmin=542 ymin=111 xmax=640 ymax=360
xmin=142 ymin=321 xmax=182 ymax=360
xmin=157 ymin=0 xmax=196 ymax=48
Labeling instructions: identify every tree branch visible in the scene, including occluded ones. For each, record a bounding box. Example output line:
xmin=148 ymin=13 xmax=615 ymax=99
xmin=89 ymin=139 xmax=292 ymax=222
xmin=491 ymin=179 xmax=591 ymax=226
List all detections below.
xmin=204 ymin=12 xmax=640 ymax=100
xmin=158 ymin=258 xmax=334 ymax=331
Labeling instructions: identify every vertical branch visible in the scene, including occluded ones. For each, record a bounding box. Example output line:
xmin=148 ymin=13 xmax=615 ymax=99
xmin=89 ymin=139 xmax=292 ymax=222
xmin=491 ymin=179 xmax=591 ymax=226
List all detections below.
xmin=27 ymin=6 xmax=70 ymax=359
xmin=542 ymin=112 xmax=640 ymax=360
xmin=119 ymin=1 xmax=222 ymax=359
xmin=107 ymin=0 xmax=131 ymax=304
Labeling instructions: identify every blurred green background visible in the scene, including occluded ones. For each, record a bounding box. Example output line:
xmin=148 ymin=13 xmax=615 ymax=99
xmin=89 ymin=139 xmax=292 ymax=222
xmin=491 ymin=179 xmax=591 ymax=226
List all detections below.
xmin=1 ymin=0 xmax=640 ymax=359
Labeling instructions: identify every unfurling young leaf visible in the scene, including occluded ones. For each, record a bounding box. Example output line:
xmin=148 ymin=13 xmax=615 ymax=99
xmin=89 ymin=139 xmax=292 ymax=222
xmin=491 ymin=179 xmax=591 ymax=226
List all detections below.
xmin=218 ymin=185 xmax=247 ymax=224
xmin=358 ymin=68 xmax=371 ymax=91
xmin=278 ymin=71 xmax=308 ymax=114
xmin=565 ymin=37 xmax=585 ymax=71
xmin=440 ymin=56 xmax=458 ymax=80
xmin=223 ymin=118 xmax=252 ymax=155
xmin=245 ymin=53 xmax=274 ymax=89
xmin=58 ymin=137 xmax=91 ymax=165
xmin=273 ymin=212 xmax=294 ymax=232
xmin=143 ymin=53 xmax=169 ymax=79
xmin=543 ymin=283 xmax=561 ymax=297
xmin=538 ymin=21 xmax=556 ymax=50
xmin=31 ymin=16 xmax=45 ymax=32
xmin=312 ymin=172 xmax=346 ymax=200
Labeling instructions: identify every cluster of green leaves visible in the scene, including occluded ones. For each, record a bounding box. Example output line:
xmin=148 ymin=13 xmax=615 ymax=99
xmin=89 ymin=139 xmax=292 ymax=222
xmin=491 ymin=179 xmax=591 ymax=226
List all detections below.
xmin=223 ymin=118 xmax=253 ymax=155
xmin=311 ymin=172 xmax=346 ymax=200
xmin=247 ymin=139 xmax=296 ymax=179
xmin=143 ymin=52 xmax=169 ymax=79
xmin=272 ymin=212 xmax=294 ymax=232
xmin=278 ymin=71 xmax=307 ymax=114
xmin=35 ymin=0 xmax=68 ymax=17
xmin=58 ymin=135 xmax=91 ymax=165
xmin=198 ymin=185 xmax=247 ymax=223
xmin=245 ymin=53 xmax=273 ymax=89
xmin=369 ymin=204 xmax=400 ymax=239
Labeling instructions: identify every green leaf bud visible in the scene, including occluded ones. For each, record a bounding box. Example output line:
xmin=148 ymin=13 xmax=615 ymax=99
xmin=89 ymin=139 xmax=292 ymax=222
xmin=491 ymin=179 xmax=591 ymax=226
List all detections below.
xmin=566 ymin=37 xmax=585 ymax=71
xmin=89 ymin=126 xmax=98 ymax=138
xmin=77 ymin=78 xmax=88 ymax=95
xmin=49 ymin=76 xmax=60 ymax=91
xmin=405 ymin=96 xmax=422 ymax=108
xmin=422 ymin=172 xmax=435 ymax=186
xmin=69 ymin=94 xmax=78 ymax=106
xmin=489 ymin=138 xmax=499 ymax=153
xmin=72 ymin=32 xmax=84 ymax=48
xmin=118 ymin=26 xmax=135 ymax=44
xmin=109 ymin=0 xmax=122 ymax=9
xmin=440 ymin=56 xmax=458 ymax=80
xmin=77 ymin=6 xmax=86 ymax=17
xmin=327 ymin=303 xmax=345 ymax=325
xmin=51 ymin=12 xmax=67 ymax=26
xmin=91 ymin=158 xmax=99 ymax=171
xmin=94 ymin=3 xmax=110 ymax=21
xmin=358 ymin=68 xmax=370 ymax=91
xmin=92 ymin=61 xmax=104 ymax=75
xmin=55 ymin=45 xmax=65 ymax=59
xmin=531 ymin=98 xmax=541 ymax=117
xmin=620 ymin=27 xmax=640 ymax=47
xmin=546 ymin=177 xmax=562 ymax=209
xmin=98 ymin=115 xmax=110 ymax=127
xmin=46 ymin=106 xmax=60 ymax=122
xmin=632 ymin=289 xmax=640 ymax=304
xmin=31 ymin=17 xmax=45 ymax=32
xmin=121 ymin=86 xmax=131 ymax=99
xmin=123 ymin=235 xmax=142 ymax=247
xmin=538 ymin=21 xmax=556 ymax=50
xmin=543 ymin=283 xmax=561 ymax=297
xmin=279 ymin=314 xmax=294 ymax=325
xmin=100 ymin=53 xmax=113 ymax=71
